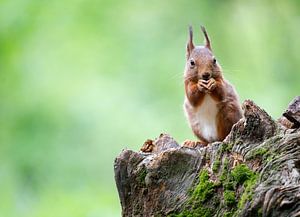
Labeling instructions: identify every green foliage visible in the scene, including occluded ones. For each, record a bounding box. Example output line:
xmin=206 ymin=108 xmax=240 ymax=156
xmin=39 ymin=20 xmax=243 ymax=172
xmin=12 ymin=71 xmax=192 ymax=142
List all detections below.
xmin=231 ymin=164 xmax=258 ymax=209
xmin=257 ymin=208 xmax=263 ymax=217
xmin=170 ymin=169 xmax=216 ymax=217
xmin=219 ymin=161 xmax=258 ymax=215
xmin=212 ymin=160 xmax=221 ymax=173
xmin=172 ymin=207 xmax=213 ymax=217
xmin=253 ymin=148 xmax=268 ymax=157
xmin=237 ymin=173 xmax=258 ymax=209
xmin=224 ymin=211 xmax=234 ymax=217
xmin=219 ymin=158 xmax=234 ymax=193
xmin=223 ymin=180 xmax=234 ymax=191
xmin=136 ymin=167 xmax=147 ymax=186
xmin=247 ymin=147 xmax=268 ymax=160
xmin=191 ymin=170 xmax=215 ymax=203
xmin=224 ymin=158 xmax=230 ymax=170
xmin=231 ymin=164 xmax=255 ymax=185
xmin=221 ymin=143 xmax=233 ymax=153
xmin=224 ymin=190 xmax=236 ymax=206
xmin=173 ymin=159 xmax=257 ymax=217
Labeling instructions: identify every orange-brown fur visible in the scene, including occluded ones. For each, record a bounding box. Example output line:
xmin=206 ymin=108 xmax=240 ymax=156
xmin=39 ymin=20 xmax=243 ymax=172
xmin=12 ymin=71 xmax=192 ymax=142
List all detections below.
xmin=183 ymin=26 xmax=242 ymax=146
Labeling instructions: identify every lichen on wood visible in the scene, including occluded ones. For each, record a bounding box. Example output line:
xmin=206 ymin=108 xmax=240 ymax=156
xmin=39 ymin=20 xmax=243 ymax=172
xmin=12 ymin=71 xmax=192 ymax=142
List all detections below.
xmin=114 ymin=97 xmax=300 ymax=217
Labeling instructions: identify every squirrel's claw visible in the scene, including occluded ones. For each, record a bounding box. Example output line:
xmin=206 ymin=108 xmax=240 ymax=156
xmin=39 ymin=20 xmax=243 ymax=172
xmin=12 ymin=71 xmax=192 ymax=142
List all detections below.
xmin=197 ymin=80 xmax=209 ymax=92
xmin=206 ymin=78 xmax=217 ymax=92
xmin=197 ymin=78 xmax=216 ymax=92
xmin=182 ymin=140 xmax=207 ymax=148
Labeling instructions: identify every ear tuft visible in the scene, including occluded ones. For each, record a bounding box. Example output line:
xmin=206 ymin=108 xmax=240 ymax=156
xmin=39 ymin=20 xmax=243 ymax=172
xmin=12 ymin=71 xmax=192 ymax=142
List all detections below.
xmin=200 ymin=25 xmax=211 ymax=51
xmin=186 ymin=25 xmax=195 ymax=59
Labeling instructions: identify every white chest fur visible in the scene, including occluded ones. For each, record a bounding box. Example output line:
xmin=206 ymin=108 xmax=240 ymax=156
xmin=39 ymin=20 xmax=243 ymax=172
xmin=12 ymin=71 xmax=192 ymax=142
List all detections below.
xmin=185 ymin=95 xmax=219 ymax=142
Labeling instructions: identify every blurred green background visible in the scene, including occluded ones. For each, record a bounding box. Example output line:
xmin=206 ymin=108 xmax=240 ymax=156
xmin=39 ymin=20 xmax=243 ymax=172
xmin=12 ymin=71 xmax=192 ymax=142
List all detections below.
xmin=0 ymin=0 xmax=299 ymax=216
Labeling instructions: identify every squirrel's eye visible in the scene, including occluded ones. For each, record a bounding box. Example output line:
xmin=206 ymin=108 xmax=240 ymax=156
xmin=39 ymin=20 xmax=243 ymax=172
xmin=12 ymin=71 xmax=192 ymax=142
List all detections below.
xmin=213 ymin=58 xmax=217 ymax=65
xmin=190 ymin=59 xmax=195 ymax=66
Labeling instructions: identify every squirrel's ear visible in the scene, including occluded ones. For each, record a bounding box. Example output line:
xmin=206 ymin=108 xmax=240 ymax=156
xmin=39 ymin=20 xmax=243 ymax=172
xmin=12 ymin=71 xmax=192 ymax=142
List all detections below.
xmin=186 ymin=25 xmax=194 ymax=59
xmin=200 ymin=26 xmax=211 ymax=51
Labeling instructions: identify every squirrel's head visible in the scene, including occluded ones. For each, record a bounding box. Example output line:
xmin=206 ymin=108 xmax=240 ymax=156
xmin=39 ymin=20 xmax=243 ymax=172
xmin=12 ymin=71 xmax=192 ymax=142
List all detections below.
xmin=184 ymin=26 xmax=222 ymax=81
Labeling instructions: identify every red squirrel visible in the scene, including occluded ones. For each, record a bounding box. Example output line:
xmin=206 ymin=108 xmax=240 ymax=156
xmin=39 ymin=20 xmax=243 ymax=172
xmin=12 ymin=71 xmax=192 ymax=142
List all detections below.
xmin=183 ymin=26 xmax=243 ymax=147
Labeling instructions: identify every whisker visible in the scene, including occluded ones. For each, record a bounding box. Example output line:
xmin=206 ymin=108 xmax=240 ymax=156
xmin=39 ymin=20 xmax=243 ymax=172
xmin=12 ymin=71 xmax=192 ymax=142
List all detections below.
xmin=184 ymin=74 xmax=198 ymax=81
xmin=169 ymin=71 xmax=184 ymax=80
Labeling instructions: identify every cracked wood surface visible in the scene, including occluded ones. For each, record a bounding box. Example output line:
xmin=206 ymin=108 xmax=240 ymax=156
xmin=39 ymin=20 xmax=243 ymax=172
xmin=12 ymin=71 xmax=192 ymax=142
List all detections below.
xmin=114 ymin=96 xmax=300 ymax=217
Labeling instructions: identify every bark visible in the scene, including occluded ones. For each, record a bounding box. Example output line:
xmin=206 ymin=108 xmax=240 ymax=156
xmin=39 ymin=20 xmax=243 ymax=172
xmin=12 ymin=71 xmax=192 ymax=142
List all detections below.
xmin=114 ymin=97 xmax=300 ymax=217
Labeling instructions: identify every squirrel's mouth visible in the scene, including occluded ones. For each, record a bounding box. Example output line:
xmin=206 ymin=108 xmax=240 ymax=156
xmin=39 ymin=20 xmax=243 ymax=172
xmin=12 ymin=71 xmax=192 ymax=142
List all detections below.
xmin=200 ymin=72 xmax=212 ymax=81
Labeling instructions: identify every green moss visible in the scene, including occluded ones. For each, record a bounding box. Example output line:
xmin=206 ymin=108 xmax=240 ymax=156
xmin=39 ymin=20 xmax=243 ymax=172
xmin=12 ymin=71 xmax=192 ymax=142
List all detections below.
xmin=223 ymin=180 xmax=234 ymax=191
xmin=220 ymin=158 xmax=230 ymax=183
xmin=230 ymin=164 xmax=258 ymax=209
xmin=221 ymin=143 xmax=233 ymax=153
xmin=266 ymin=152 xmax=277 ymax=163
xmin=172 ymin=207 xmax=213 ymax=217
xmin=191 ymin=170 xmax=215 ymax=203
xmin=224 ymin=190 xmax=236 ymax=206
xmin=171 ymin=163 xmax=258 ymax=217
xmin=220 ymin=158 xmax=235 ymax=191
xmin=231 ymin=164 xmax=255 ymax=184
xmin=254 ymin=148 xmax=267 ymax=157
xmin=212 ymin=160 xmax=221 ymax=173
xmin=223 ymin=158 xmax=229 ymax=170
xmin=237 ymin=174 xmax=258 ymax=209
xmin=136 ymin=167 xmax=147 ymax=185
xmin=219 ymin=163 xmax=257 ymax=216
xmin=257 ymin=207 xmax=263 ymax=217
xmin=169 ymin=169 xmax=216 ymax=217
xmin=224 ymin=211 xmax=234 ymax=217
xmin=247 ymin=147 xmax=268 ymax=160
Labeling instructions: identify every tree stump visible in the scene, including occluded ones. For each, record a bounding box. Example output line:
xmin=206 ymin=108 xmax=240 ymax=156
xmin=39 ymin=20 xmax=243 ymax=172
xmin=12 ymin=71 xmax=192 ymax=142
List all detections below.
xmin=114 ymin=97 xmax=300 ymax=217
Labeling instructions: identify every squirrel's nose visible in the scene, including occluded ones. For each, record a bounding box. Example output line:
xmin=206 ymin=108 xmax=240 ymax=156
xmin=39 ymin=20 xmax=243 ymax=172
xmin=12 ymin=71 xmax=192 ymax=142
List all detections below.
xmin=202 ymin=72 xmax=211 ymax=81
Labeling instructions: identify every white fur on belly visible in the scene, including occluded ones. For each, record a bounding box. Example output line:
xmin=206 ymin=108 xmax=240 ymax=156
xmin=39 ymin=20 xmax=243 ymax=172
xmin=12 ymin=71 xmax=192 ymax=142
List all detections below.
xmin=185 ymin=95 xmax=218 ymax=142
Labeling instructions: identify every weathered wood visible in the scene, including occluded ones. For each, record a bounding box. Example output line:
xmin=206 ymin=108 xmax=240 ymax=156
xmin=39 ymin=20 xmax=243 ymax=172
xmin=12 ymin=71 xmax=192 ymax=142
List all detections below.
xmin=283 ymin=96 xmax=300 ymax=128
xmin=114 ymin=134 xmax=205 ymax=216
xmin=114 ymin=97 xmax=300 ymax=217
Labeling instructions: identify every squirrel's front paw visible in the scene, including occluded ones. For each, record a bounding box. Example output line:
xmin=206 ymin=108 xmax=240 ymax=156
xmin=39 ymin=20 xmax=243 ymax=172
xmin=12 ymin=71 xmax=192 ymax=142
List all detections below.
xmin=182 ymin=140 xmax=206 ymax=148
xmin=197 ymin=80 xmax=209 ymax=92
xmin=206 ymin=78 xmax=217 ymax=92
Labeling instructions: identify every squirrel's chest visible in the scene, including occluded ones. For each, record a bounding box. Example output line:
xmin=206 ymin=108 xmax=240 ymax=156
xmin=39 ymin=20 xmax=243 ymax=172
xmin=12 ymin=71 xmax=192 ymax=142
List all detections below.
xmin=186 ymin=95 xmax=219 ymax=142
